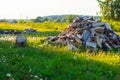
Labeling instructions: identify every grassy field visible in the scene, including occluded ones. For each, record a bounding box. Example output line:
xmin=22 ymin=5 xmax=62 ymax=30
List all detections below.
xmin=0 ymin=22 xmax=120 ymax=80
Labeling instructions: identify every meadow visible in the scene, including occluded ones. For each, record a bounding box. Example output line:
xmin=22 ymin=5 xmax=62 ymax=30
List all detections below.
xmin=0 ymin=22 xmax=120 ymax=80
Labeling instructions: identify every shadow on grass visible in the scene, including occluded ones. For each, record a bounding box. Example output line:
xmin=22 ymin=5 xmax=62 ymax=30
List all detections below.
xmin=0 ymin=30 xmax=60 ymax=38
xmin=23 ymin=31 xmax=61 ymax=37
xmin=0 ymin=41 xmax=120 ymax=80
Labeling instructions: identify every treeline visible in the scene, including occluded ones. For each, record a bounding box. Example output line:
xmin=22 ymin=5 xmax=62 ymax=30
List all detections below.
xmin=34 ymin=15 xmax=79 ymax=23
xmin=0 ymin=15 xmax=98 ymax=23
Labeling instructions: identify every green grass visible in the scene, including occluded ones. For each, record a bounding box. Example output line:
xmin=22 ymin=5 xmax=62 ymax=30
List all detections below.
xmin=0 ymin=22 xmax=68 ymax=32
xmin=0 ymin=40 xmax=120 ymax=80
xmin=0 ymin=22 xmax=120 ymax=80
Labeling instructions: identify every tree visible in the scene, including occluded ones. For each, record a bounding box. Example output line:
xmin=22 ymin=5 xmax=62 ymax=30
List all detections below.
xmin=0 ymin=19 xmax=7 ymax=23
xmin=66 ymin=15 xmax=75 ymax=23
xmin=13 ymin=20 xmax=17 ymax=23
xmin=34 ymin=16 xmax=44 ymax=22
xmin=43 ymin=17 xmax=49 ymax=22
xmin=18 ymin=20 xmax=26 ymax=24
xmin=97 ymin=0 xmax=120 ymax=20
xmin=60 ymin=17 xmax=66 ymax=22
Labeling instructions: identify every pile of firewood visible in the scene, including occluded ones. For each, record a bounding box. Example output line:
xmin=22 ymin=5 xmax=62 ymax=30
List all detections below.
xmin=0 ymin=28 xmax=37 ymax=34
xmin=24 ymin=28 xmax=37 ymax=33
xmin=46 ymin=17 xmax=120 ymax=50
xmin=0 ymin=29 xmax=21 ymax=34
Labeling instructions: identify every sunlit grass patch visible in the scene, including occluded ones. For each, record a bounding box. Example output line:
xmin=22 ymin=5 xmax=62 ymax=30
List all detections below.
xmin=0 ymin=22 xmax=68 ymax=32
xmin=118 ymin=32 xmax=120 ymax=35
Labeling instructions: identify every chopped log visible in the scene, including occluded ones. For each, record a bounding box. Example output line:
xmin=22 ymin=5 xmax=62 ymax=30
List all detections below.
xmin=76 ymin=34 xmax=82 ymax=39
xmin=74 ymin=36 xmax=82 ymax=44
xmin=86 ymin=41 xmax=97 ymax=49
xmin=104 ymin=42 xmax=112 ymax=50
xmin=46 ymin=36 xmax=58 ymax=41
xmin=66 ymin=39 xmax=77 ymax=51
xmin=0 ymin=30 xmax=4 ymax=34
xmin=73 ymin=17 xmax=84 ymax=23
xmin=66 ymin=32 xmax=74 ymax=38
xmin=24 ymin=28 xmax=37 ymax=33
xmin=91 ymin=27 xmax=105 ymax=33
xmin=94 ymin=36 xmax=103 ymax=48
xmin=105 ymin=23 xmax=112 ymax=30
xmin=82 ymin=30 xmax=92 ymax=44
xmin=16 ymin=35 xmax=27 ymax=47
xmin=70 ymin=23 xmax=80 ymax=28
xmin=111 ymin=44 xmax=120 ymax=48
xmin=87 ymin=20 xmax=97 ymax=23
xmin=92 ymin=22 xmax=105 ymax=27
xmin=76 ymin=26 xmax=88 ymax=32
xmin=55 ymin=39 xmax=67 ymax=45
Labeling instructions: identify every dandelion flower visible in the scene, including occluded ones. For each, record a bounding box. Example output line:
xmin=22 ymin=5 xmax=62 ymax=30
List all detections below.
xmin=34 ymin=75 xmax=39 ymax=79
xmin=73 ymin=56 xmax=77 ymax=60
xmin=6 ymin=73 xmax=11 ymax=77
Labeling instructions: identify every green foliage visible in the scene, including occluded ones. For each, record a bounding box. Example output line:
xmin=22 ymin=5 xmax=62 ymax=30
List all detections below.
xmin=97 ymin=0 xmax=120 ymax=31
xmin=18 ymin=20 xmax=27 ymax=24
xmin=0 ymin=19 xmax=7 ymax=23
xmin=109 ymin=20 xmax=120 ymax=32
xmin=33 ymin=15 xmax=80 ymax=23
xmin=43 ymin=17 xmax=50 ymax=22
xmin=34 ymin=16 xmax=44 ymax=22
xmin=34 ymin=16 xmax=50 ymax=22
xmin=97 ymin=0 xmax=120 ymax=20
xmin=66 ymin=15 xmax=76 ymax=23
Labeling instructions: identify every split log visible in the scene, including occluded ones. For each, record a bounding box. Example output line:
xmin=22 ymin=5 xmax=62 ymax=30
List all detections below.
xmin=16 ymin=35 xmax=27 ymax=47
xmin=86 ymin=41 xmax=97 ymax=49
xmin=82 ymin=30 xmax=92 ymax=44
xmin=94 ymin=36 xmax=103 ymax=48
xmin=66 ymin=39 xmax=77 ymax=51
xmin=92 ymin=22 xmax=105 ymax=27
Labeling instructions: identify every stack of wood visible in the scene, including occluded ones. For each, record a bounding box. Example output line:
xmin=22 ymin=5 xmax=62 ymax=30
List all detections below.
xmin=46 ymin=17 xmax=120 ymax=50
xmin=24 ymin=28 xmax=37 ymax=33
xmin=0 ymin=29 xmax=21 ymax=34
